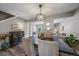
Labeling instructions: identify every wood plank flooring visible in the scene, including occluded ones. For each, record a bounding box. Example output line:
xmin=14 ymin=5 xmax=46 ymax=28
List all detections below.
xmin=0 ymin=42 xmax=76 ymax=56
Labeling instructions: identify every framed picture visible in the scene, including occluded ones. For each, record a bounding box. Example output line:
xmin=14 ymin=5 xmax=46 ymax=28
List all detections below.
xmin=36 ymin=24 xmax=44 ymax=33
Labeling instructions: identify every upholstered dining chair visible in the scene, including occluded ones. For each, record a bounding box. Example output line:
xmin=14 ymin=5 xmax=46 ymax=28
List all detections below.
xmin=38 ymin=39 xmax=59 ymax=56
xmin=23 ymin=37 xmax=36 ymax=56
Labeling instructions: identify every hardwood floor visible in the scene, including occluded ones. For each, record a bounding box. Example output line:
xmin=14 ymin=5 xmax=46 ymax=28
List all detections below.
xmin=0 ymin=42 xmax=76 ymax=56
xmin=0 ymin=42 xmax=26 ymax=56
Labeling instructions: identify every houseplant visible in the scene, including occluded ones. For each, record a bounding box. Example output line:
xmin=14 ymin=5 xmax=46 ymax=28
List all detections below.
xmin=64 ymin=34 xmax=79 ymax=54
xmin=0 ymin=34 xmax=9 ymax=50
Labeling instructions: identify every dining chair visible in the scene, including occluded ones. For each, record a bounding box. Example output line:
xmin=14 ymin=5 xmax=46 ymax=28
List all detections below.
xmin=23 ymin=37 xmax=36 ymax=56
xmin=38 ymin=39 xmax=59 ymax=56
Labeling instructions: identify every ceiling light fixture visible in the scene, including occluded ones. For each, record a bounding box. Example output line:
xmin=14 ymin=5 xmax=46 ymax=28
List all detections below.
xmin=46 ymin=22 xmax=50 ymax=26
xmin=36 ymin=4 xmax=46 ymax=21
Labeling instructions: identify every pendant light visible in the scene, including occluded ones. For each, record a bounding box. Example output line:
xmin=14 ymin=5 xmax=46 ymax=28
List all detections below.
xmin=36 ymin=4 xmax=46 ymax=21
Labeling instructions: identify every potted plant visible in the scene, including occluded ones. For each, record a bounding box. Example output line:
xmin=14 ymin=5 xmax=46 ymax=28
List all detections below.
xmin=1 ymin=34 xmax=9 ymax=50
xmin=64 ymin=34 xmax=79 ymax=54
xmin=1 ymin=34 xmax=8 ymax=42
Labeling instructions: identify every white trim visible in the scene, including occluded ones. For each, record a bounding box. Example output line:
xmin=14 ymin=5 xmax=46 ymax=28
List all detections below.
xmin=0 ymin=17 xmax=15 ymax=23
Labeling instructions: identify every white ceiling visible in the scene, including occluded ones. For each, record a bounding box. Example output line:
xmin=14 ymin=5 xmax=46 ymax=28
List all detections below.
xmin=0 ymin=3 xmax=78 ymax=20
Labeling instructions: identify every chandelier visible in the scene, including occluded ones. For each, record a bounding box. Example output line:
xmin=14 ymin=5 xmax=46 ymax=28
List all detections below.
xmin=36 ymin=4 xmax=46 ymax=20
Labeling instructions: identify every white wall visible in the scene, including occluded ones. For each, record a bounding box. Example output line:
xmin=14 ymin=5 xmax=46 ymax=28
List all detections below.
xmin=0 ymin=17 xmax=30 ymax=37
xmin=54 ymin=9 xmax=79 ymax=39
xmin=24 ymin=22 xmax=30 ymax=37
xmin=0 ymin=17 xmax=24 ymax=33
